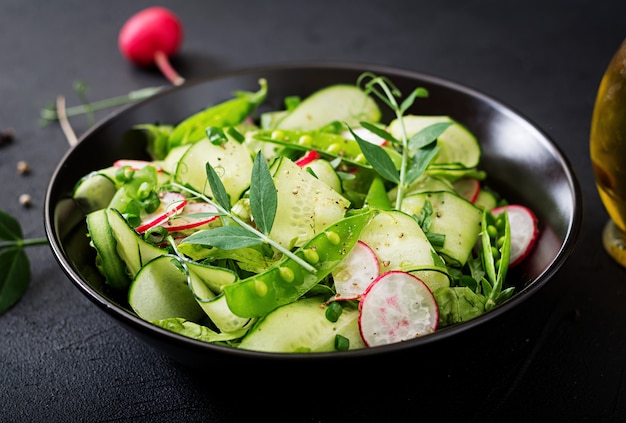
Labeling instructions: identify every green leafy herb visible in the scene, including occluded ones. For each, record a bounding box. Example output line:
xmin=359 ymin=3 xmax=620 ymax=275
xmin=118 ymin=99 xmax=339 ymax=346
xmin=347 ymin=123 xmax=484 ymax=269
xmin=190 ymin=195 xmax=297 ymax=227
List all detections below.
xmin=0 ymin=210 xmax=48 ymax=315
xmin=182 ymin=226 xmax=264 ymax=250
xmin=249 ymin=151 xmax=277 ymax=235
xmin=205 ymin=162 xmax=231 ymax=211
xmin=480 ymin=210 xmax=512 ymax=310
xmin=348 ymin=126 xmax=399 ymax=184
xmin=354 ymin=73 xmax=451 ymax=209
xmin=173 ymin=162 xmax=318 ymax=274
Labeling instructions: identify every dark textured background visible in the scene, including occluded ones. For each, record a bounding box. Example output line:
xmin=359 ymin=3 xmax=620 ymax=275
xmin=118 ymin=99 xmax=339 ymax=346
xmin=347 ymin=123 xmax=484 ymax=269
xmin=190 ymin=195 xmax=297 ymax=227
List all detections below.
xmin=2 ymin=1 xmax=626 ymax=421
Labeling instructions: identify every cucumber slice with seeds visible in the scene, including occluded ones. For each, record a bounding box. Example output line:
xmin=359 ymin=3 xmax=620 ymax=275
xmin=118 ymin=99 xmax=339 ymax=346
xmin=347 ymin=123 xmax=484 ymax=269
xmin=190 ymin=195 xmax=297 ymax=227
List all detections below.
xmin=388 ymin=115 xmax=481 ymax=168
xmin=275 ymin=84 xmax=381 ymax=131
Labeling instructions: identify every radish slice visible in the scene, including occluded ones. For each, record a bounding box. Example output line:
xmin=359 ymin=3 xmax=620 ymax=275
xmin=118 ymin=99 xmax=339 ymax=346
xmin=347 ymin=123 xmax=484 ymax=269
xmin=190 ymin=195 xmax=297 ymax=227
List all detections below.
xmin=452 ymin=178 xmax=480 ymax=203
xmin=295 ymin=150 xmax=322 ymax=167
xmin=161 ymin=202 xmax=219 ymax=232
xmin=332 ymin=240 xmax=380 ymax=300
xmin=491 ymin=204 xmax=539 ymax=267
xmin=135 ymin=191 xmax=187 ymax=233
xmin=114 ymin=159 xmax=162 ymax=172
xmin=358 ymin=271 xmax=438 ymax=347
xmin=342 ymin=126 xmax=388 ymax=146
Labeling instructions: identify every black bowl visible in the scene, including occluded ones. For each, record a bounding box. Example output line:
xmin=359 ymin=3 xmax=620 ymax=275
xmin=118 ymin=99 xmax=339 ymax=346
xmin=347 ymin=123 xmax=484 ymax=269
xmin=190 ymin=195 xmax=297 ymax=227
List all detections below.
xmin=44 ymin=63 xmax=582 ymax=368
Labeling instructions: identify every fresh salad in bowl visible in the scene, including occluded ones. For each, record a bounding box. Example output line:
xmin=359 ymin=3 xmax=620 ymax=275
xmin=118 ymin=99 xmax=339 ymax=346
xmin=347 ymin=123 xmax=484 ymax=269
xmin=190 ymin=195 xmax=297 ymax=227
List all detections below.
xmin=71 ymin=73 xmax=539 ymax=353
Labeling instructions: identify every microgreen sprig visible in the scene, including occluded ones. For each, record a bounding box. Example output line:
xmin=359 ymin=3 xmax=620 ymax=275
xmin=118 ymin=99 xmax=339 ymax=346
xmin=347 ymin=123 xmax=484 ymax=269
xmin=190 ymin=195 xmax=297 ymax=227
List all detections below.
xmin=480 ymin=210 xmax=514 ymax=310
xmin=351 ymin=73 xmax=451 ymax=209
xmin=40 ymin=83 xmax=162 ymax=126
xmin=171 ymin=127 xmax=317 ymax=274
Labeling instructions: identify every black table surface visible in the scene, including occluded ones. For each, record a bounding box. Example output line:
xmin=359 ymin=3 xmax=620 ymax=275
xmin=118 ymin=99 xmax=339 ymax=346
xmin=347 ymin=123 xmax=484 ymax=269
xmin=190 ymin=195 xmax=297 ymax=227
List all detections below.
xmin=2 ymin=1 xmax=626 ymax=421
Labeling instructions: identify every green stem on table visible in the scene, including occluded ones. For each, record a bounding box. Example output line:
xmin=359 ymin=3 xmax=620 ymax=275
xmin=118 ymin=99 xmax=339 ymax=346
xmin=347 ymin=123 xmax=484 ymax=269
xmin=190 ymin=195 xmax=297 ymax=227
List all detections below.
xmin=40 ymin=86 xmax=163 ymax=122
xmin=0 ymin=238 xmax=49 ymax=249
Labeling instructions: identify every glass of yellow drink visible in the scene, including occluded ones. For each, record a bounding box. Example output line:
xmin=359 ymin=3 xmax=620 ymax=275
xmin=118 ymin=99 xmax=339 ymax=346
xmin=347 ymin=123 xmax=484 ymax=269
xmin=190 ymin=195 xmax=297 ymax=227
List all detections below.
xmin=590 ymin=38 xmax=626 ymax=267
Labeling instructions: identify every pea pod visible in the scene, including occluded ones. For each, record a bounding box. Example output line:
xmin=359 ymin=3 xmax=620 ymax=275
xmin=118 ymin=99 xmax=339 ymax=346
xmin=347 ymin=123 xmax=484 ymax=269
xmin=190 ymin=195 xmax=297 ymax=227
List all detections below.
xmin=168 ymin=79 xmax=268 ymax=150
xmin=251 ymin=129 xmax=402 ymax=169
xmin=223 ymin=209 xmax=375 ymax=318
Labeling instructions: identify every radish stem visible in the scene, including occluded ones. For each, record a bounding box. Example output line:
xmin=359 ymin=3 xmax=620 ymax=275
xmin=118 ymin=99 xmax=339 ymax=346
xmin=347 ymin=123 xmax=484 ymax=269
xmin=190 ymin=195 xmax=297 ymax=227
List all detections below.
xmin=56 ymin=95 xmax=78 ymax=147
xmin=154 ymin=51 xmax=185 ymax=86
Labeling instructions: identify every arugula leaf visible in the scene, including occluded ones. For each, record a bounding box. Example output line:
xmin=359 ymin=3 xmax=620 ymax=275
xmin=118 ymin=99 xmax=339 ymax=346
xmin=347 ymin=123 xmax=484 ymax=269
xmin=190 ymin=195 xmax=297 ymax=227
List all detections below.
xmin=249 ymin=152 xmax=277 ymax=235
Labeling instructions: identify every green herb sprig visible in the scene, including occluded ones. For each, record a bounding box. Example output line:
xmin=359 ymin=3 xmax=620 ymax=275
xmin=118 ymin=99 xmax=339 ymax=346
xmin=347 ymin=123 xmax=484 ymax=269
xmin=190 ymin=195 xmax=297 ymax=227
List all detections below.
xmin=0 ymin=210 xmax=48 ymax=315
xmin=350 ymin=73 xmax=452 ymax=209
xmin=171 ymin=127 xmax=317 ymax=274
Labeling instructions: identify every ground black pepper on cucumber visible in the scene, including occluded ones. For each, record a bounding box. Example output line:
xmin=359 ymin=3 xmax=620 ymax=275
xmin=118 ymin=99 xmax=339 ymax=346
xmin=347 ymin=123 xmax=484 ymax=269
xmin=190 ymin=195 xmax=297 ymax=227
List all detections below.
xmin=73 ymin=73 xmax=539 ymax=352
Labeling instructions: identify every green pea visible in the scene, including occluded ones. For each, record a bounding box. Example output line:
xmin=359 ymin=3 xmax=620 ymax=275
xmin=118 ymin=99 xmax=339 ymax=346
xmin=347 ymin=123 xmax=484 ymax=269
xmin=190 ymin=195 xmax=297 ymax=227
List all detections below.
xmin=326 ymin=142 xmax=343 ymax=155
xmin=298 ymin=134 xmax=313 ymax=146
xmin=303 ymin=248 xmax=320 ymax=264
xmin=325 ymin=231 xmax=341 ymax=245
xmin=271 ymin=130 xmax=285 ymax=141
xmin=487 ymin=224 xmax=498 ymax=239
xmin=254 ymin=279 xmax=268 ymax=298
xmin=223 ymin=209 xmax=374 ymax=318
xmin=278 ymin=266 xmax=295 ymax=283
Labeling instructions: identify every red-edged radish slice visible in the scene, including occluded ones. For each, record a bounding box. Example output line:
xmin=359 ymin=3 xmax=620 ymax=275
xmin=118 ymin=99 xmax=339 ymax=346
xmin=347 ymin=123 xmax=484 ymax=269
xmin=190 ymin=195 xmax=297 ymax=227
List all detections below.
xmin=342 ymin=127 xmax=388 ymax=146
xmin=135 ymin=191 xmax=187 ymax=233
xmin=452 ymin=178 xmax=480 ymax=203
xmin=114 ymin=159 xmax=163 ymax=172
xmin=358 ymin=271 xmax=438 ymax=347
xmin=491 ymin=204 xmax=539 ymax=267
xmin=295 ymin=150 xmax=322 ymax=167
xmin=331 ymin=240 xmax=380 ymax=300
xmin=161 ymin=202 xmax=219 ymax=232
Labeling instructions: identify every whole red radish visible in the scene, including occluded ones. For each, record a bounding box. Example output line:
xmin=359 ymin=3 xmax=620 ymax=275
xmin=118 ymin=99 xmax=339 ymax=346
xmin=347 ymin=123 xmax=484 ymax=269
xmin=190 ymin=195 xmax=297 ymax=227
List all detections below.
xmin=118 ymin=6 xmax=185 ymax=85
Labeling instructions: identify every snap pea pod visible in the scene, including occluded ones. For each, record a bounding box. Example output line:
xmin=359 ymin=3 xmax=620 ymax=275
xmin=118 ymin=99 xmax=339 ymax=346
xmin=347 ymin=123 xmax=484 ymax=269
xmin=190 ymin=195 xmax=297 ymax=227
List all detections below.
xmin=251 ymin=129 xmax=402 ymax=169
xmin=167 ymin=79 xmax=268 ymax=150
xmin=223 ymin=209 xmax=375 ymax=318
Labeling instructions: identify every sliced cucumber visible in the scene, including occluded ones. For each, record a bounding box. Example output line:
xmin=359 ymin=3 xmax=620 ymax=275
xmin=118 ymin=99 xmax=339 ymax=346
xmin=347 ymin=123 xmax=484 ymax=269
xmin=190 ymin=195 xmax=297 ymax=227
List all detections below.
xmin=193 ymin=293 xmax=252 ymax=334
xmin=301 ymin=158 xmax=343 ymax=193
xmin=269 ymin=156 xmax=350 ymax=247
xmin=106 ymin=208 xmax=166 ymax=278
xmin=174 ymin=137 xmax=253 ymax=206
xmin=238 ymin=296 xmax=365 ymax=352
xmin=158 ymin=144 xmax=191 ymax=175
xmin=388 ymin=115 xmax=481 ymax=168
xmin=187 ymin=261 xmax=238 ymax=294
xmin=474 ymin=188 xmax=498 ymax=210
xmin=85 ymin=209 xmax=130 ymax=290
xmin=128 ymin=255 xmax=205 ymax=322
xmin=387 ymin=174 xmax=454 ymax=202
xmin=73 ymin=168 xmax=118 ymax=214
xmin=358 ymin=210 xmax=449 ymax=292
xmin=275 ymin=84 xmax=381 ymax=131
xmin=400 ymin=191 xmax=483 ymax=266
